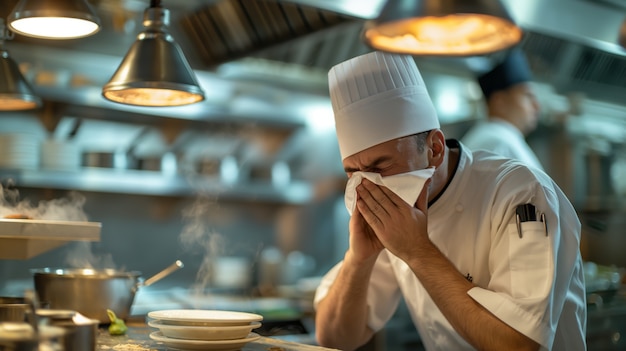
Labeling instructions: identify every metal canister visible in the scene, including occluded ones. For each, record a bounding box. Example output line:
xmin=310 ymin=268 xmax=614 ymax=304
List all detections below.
xmin=0 ymin=323 xmax=65 ymax=351
xmin=0 ymin=298 xmax=28 ymax=323
xmin=36 ymin=310 xmax=98 ymax=351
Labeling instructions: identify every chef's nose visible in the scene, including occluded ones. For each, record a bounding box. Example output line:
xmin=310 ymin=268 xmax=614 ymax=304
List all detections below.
xmin=532 ymin=96 xmax=541 ymax=116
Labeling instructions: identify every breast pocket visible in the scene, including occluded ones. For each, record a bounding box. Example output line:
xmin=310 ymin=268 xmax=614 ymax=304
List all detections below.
xmin=507 ymin=221 xmax=554 ymax=299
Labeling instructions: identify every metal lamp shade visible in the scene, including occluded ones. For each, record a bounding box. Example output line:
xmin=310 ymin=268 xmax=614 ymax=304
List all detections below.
xmin=102 ymin=7 xmax=204 ymax=107
xmin=8 ymin=0 xmax=100 ymax=39
xmin=363 ymin=0 xmax=523 ymax=56
xmin=0 ymin=50 xmax=41 ymax=111
xmin=619 ymin=19 xmax=626 ymax=49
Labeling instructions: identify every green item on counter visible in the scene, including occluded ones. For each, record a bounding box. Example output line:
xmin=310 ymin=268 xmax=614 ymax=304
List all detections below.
xmin=106 ymin=309 xmax=128 ymax=335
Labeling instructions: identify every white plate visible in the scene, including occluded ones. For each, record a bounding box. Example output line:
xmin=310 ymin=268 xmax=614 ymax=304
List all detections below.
xmin=149 ymin=331 xmax=260 ymax=350
xmin=148 ymin=309 xmax=263 ymax=326
xmin=148 ymin=320 xmax=261 ymax=340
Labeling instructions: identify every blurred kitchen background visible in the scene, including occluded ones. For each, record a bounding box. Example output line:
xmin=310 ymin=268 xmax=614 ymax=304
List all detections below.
xmin=1 ymin=0 xmax=626 ymax=350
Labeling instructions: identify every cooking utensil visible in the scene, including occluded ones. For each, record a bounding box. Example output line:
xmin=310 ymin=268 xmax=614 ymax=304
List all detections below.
xmin=32 ymin=260 xmax=184 ymax=323
xmin=142 ymin=260 xmax=184 ymax=287
xmin=66 ymin=119 xmax=82 ymax=140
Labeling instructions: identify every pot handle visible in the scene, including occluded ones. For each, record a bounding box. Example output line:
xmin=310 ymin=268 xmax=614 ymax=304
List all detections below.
xmin=140 ymin=260 xmax=184 ymax=288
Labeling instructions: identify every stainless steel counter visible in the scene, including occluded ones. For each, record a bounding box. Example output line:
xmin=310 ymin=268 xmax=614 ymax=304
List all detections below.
xmin=121 ymin=289 xmax=322 ymax=349
xmin=97 ymin=323 xmax=337 ymax=351
xmin=129 ymin=288 xmax=308 ymax=323
xmin=587 ymin=288 xmax=626 ymax=350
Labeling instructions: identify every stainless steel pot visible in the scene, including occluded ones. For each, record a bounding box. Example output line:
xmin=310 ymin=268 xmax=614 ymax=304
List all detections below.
xmin=32 ymin=268 xmax=141 ymax=324
xmin=81 ymin=151 xmax=130 ymax=169
xmin=31 ymin=261 xmax=183 ymax=324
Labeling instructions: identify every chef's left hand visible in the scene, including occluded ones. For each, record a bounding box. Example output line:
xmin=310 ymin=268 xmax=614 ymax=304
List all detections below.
xmin=356 ymin=178 xmax=430 ymax=262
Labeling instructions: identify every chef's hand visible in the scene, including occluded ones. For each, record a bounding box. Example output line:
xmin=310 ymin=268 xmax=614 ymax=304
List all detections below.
xmin=356 ymin=178 xmax=430 ymax=262
xmin=348 ymin=195 xmax=385 ymax=263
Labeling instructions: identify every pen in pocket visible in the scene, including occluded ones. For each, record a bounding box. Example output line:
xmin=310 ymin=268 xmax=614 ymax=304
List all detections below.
xmin=515 ymin=203 xmax=548 ymax=238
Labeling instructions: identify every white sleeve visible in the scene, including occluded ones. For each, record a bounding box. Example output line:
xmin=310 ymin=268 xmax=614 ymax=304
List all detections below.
xmin=468 ymin=170 xmax=583 ymax=349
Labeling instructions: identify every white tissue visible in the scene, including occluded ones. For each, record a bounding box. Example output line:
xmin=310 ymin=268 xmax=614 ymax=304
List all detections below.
xmin=344 ymin=168 xmax=435 ymax=216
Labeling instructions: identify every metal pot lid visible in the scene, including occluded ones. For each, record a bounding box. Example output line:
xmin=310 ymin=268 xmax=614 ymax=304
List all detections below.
xmin=35 ymin=309 xmax=76 ymax=320
xmin=31 ymin=268 xmax=142 ymax=278
xmin=0 ymin=297 xmax=25 ymax=304
xmin=0 ymin=323 xmax=65 ymax=341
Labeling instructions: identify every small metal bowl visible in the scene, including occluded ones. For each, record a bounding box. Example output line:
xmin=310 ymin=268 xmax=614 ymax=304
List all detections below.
xmin=0 ymin=297 xmax=28 ymax=322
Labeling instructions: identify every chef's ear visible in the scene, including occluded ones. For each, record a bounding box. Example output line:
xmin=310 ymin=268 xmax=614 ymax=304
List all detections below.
xmin=427 ymin=129 xmax=445 ymax=167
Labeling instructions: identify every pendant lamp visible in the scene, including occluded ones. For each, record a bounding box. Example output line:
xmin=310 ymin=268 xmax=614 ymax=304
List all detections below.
xmin=0 ymin=19 xmax=41 ymax=111
xmin=102 ymin=0 xmax=205 ymax=107
xmin=619 ymin=18 xmax=626 ymax=49
xmin=363 ymin=0 xmax=523 ymax=56
xmin=8 ymin=0 xmax=100 ymax=39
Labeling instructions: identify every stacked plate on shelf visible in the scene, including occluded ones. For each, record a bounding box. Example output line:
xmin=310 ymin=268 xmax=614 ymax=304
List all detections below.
xmin=147 ymin=309 xmax=263 ymax=351
xmin=40 ymin=139 xmax=81 ymax=171
xmin=0 ymin=134 xmax=39 ymax=170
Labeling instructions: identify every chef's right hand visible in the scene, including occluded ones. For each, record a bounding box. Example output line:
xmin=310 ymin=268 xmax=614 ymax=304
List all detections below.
xmin=348 ymin=204 xmax=384 ymax=263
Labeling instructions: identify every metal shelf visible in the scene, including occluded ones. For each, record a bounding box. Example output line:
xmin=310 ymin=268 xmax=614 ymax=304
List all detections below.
xmin=0 ymin=169 xmax=313 ymax=204
xmin=0 ymin=218 xmax=101 ymax=260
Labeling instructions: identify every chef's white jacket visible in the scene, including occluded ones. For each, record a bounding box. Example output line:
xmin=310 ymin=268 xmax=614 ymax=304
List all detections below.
xmin=461 ymin=118 xmax=544 ymax=171
xmin=314 ymin=140 xmax=586 ymax=351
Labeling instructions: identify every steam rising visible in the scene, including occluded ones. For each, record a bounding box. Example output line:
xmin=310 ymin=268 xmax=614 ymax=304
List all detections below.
xmin=0 ymin=180 xmax=88 ymax=221
xmin=64 ymin=242 xmax=116 ymax=269
xmin=0 ymin=180 xmax=111 ymax=269
xmin=179 ymin=195 xmax=225 ymax=292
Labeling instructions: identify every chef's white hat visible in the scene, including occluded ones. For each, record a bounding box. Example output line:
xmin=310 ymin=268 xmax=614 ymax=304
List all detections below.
xmin=329 ymin=51 xmax=440 ymax=160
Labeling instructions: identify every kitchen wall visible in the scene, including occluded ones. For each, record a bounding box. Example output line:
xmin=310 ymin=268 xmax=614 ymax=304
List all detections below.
xmin=0 ymin=109 xmax=349 ymax=296
xmin=527 ymin=96 xmax=626 ymax=267
xmin=2 ymin=80 xmax=625 ymax=292
xmin=1 ymin=63 xmax=626 ymax=351
xmin=0 ymin=59 xmax=484 ymax=300
xmin=0 ymin=188 xmax=342 ymax=294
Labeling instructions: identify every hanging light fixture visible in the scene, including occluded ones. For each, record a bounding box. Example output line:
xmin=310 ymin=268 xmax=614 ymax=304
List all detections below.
xmin=7 ymin=0 xmax=100 ymax=39
xmin=363 ymin=0 xmax=523 ymax=56
xmin=618 ymin=17 xmax=626 ymax=49
xmin=0 ymin=19 xmax=41 ymax=111
xmin=102 ymin=0 xmax=205 ymax=107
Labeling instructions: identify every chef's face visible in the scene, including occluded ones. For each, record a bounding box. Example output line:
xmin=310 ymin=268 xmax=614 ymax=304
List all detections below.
xmin=502 ymin=83 xmax=541 ymax=135
xmin=343 ymin=131 xmax=432 ymax=178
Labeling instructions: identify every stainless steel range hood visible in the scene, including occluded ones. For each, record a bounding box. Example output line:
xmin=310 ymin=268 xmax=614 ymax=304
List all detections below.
xmin=3 ymin=0 xmax=626 ymax=110
xmin=276 ymin=0 xmax=626 ymax=107
xmin=502 ymin=0 xmax=626 ymax=106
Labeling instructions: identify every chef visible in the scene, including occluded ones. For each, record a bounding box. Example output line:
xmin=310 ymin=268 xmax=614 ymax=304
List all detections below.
xmin=461 ymin=47 xmax=543 ymax=170
xmin=313 ymin=51 xmax=586 ymax=351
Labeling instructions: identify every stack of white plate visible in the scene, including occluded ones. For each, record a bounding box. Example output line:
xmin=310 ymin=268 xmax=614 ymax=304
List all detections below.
xmin=40 ymin=139 xmax=81 ymax=171
xmin=0 ymin=134 xmax=39 ymax=170
xmin=147 ymin=309 xmax=263 ymax=351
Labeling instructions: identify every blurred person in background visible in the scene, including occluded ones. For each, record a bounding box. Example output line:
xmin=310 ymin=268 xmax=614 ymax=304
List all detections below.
xmin=314 ymin=51 xmax=586 ymax=351
xmin=461 ymin=47 xmax=543 ymax=170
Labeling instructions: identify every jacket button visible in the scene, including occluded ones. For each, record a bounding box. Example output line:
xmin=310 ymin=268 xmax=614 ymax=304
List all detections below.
xmin=456 ymin=204 xmax=463 ymax=212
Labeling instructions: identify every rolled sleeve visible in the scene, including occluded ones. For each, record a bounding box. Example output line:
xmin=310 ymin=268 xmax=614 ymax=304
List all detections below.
xmin=468 ymin=287 xmax=553 ymax=348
